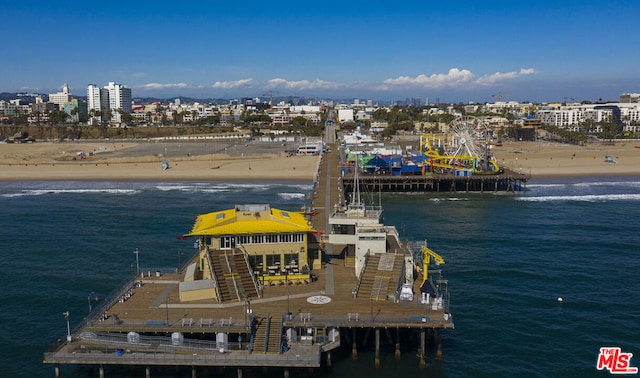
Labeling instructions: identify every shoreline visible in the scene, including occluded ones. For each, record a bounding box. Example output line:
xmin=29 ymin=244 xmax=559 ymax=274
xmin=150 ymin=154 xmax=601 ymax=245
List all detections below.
xmin=1 ymin=140 xmax=639 ymax=182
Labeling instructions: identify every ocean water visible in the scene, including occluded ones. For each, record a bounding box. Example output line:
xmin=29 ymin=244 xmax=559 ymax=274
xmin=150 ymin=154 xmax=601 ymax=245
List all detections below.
xmin=1 ymin=177 xmax=639 ymax=377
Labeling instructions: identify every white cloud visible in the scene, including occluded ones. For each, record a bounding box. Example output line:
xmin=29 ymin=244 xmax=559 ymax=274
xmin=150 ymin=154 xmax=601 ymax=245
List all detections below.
xmin=383 ymin=68 xmax=475 ymax=88
xmin=212 ymin=78 xmax=254 ymax=89
xmin=139 ymin=82 xmax=191 ymax=90
xmin=475 ymin=68 xmax=536 ymax=86
xmin=265 ymin=78 xmax=345 ymax=90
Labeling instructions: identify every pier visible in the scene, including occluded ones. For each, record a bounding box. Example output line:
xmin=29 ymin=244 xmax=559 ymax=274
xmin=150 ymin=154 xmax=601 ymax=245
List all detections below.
xmin=342 ymin=169 xmax=529 ymax=194
xmin=44 ymin=147 xmax=454 ymax=377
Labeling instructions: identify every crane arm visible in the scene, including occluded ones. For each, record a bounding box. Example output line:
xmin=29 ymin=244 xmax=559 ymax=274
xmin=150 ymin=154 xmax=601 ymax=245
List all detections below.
xmin=421 ymin=246 xmax=445 ymax=286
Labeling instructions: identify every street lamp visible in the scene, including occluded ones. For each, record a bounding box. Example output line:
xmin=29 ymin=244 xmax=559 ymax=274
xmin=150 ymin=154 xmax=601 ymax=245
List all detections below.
xmin=287 ymin=285 xmax=291 ymax=319
xmin=177 ymin=250 xmax=183 ymax=271
xmin=133 ymin=248 xmax=140 ymax=276
xmin=244 ymin=298 xmax=252 ymax=326
xmin=63 ymin=311 xmax=71 ymax=342
xmin=87 ymin=292 xmax=97 ymax=314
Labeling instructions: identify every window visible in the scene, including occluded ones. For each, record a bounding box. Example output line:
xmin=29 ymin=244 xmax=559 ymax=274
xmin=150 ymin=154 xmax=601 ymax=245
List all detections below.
xmin=220 ymin=236 xmax=236 ymax=249
xmin=266 ymin=254 xmax=281 ymax=267
xmin=279 ymin=234 xmax=292 ymax=243
xmin=237 ymin=235 xmax=251 ymax=245
xmin=284 ymin=253 xmax=298 ymax=266
xmin=265 ymin=234 xmax=279 ymax=243
xmin=248 ymin=255 xmax=263 ymax=270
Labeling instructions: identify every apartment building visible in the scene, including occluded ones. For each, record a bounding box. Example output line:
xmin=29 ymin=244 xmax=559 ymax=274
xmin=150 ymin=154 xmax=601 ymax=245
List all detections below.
xmin=86 ymin=82 xmax=132 ymax=125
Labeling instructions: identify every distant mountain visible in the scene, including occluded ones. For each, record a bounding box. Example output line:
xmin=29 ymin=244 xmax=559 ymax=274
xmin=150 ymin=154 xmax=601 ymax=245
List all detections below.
xmin=0 ymin=92 xmax=43 ymax=103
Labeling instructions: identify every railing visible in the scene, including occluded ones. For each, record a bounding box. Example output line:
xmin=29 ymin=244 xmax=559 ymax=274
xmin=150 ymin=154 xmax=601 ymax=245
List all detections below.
xmin=44 ymin=349 xmax=320 ymax=367
xmin=204 ymin=248 xmax=222 ymax=303
xmin=277 ymin=315 xmax=284 ymax=354
xmin=352 ymin=250 xmax=370 ymax=297
xmin=237 ymin=245 xmax=262 ymax=299
xmin=85 ymin=316 xmax=245 ymax=330
xmin=284 ymin=313 xmax=453 ymax=328
xmin=263 ymin=313 xmax=271 ymax=353
xmin=223 ymin=251 xmax=241 ymax=301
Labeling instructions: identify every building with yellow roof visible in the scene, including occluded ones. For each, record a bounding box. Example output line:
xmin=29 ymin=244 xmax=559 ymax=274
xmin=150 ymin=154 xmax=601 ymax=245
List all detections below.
xmin=179 ymin=204 xmax=319 ymax=302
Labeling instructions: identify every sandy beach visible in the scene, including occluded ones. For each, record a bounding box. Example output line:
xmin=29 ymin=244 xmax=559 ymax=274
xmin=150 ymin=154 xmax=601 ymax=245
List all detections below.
xmin=1 ymin=139 xmax=639 ymax=181
xmin=0 ymin=140 xmax=321 ymax=181
xmin=491 ymin=140 xmax=640 ymax=178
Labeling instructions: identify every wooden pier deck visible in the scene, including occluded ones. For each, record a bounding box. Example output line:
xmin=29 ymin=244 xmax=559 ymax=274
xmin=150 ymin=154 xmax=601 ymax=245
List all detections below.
xmin=44 ymin=147 xmax=454 ymax=376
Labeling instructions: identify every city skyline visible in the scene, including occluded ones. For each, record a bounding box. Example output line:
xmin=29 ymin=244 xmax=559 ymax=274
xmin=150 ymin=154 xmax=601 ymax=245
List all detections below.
xmin=2 ymin=1 xmax=639 ymax=103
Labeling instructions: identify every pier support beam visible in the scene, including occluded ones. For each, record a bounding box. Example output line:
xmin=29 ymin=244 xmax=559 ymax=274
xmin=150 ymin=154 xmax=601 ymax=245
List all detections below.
xmin=237 ymin=368 xmax=243 ymax=378
xmin=192 ymin=366 xmax=197 ymax=378
xmin=419 ymin=329 xmax=426 ymax=369
xmin=351 ymin=328 xmax=358 ymax=360
xmin=326 ymin=351 xmax=332 ymax=368
xmin=145 ymin=366 xmax=151 ymax=378
xmin=284 ymin=368 xmax=289 ymax=378
xmin=436 ymin=329 xmax=443 ymax=361
xmin=395 ymin=327 xmax=401 ymax=360
xmin=99 ymin=365 xmax=104 ymax=378
xmin=54 ymin=365 xmax=60 ymax=378
xmin=374 ymin=328 xmax=380 ymax=369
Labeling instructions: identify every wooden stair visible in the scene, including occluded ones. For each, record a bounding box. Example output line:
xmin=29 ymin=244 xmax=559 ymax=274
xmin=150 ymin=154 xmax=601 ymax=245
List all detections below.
xmin=252 ymin=315 xmax=282 ymax=354
xmin=209 ymin=250 xmax=259 ymax=303
xmin=356 ymin=253 xmax=405 ymax=301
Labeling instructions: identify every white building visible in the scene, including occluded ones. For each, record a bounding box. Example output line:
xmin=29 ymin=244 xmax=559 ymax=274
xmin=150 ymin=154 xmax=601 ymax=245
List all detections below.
xmin=338 ymin=108 xmax=354 ymax=123
xmin=87 ymin=84 xmax=110 ymax=124
xmin=620 ymin=93 xmax=640 ymax=103
xmin=105 ymin=82 xmax=132 ymax=124
xmin=535 ymin=106 xmax=613 ymax=129
xmin=48 ymin=84 xmax=71 ymax=110
xmin=87 ymin=82 xmax=132 ymax=125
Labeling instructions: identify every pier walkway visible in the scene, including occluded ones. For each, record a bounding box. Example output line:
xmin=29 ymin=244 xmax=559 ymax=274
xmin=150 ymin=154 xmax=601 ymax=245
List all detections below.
xmin=44 ymin=147 xmax=454 ymax=377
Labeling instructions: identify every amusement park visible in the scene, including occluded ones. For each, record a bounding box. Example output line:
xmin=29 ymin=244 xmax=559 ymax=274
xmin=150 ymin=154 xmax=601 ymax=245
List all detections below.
xmin=342 ymin=116 xmax=503 ymax=177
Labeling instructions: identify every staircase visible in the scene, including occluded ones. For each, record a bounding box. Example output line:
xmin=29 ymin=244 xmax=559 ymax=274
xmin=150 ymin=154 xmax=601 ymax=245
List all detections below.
xmin=252 ymin=315 xmax=282 ymax=354
xmin=356 ymin=253 xmax=405 ymax=301
xmin=232 ymin=253 xmax=260 ymax=299
xmin=208 ymin=249 xmax=259 ymax=303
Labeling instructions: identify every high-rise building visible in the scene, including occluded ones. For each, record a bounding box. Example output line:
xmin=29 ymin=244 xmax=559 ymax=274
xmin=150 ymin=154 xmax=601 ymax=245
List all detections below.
xmin=105 ymin=82 xmax=132 ymax=124
xmin=49 ymin=84 xmax=71 ymax=109
xmin=87 ymin=84 xmax=110 ymax=124
xmin=86 ymin=82 xmax=132 ymax=124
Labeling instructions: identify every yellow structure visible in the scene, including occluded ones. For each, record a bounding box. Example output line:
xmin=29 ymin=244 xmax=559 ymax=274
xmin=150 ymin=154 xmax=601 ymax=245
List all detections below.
xmin=179 ymin=204 xmax=318 ymax=302
xmin=419 ymin=246 xmax=445 ymax=287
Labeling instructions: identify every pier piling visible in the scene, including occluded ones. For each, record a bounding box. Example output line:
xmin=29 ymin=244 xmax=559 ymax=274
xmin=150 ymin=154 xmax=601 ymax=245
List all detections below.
xmin=436 ymin=329 xmax=443 ymax=361
xmin=395 ymin=327 xmax=401 ymax=360
xmin=352 ymin=328 xmax=358 ymax=359
xmin=374 ymin=328 xmax=381 ymax=369
xmin=419 ymin=329 xmax=426 ymax=369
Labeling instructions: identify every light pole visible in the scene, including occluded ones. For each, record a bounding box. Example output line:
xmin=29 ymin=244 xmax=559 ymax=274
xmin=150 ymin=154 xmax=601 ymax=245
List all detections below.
xmin=87 ymin=292 xmax=97 ymax=314
xmin=133 ymin=248 xmax=140 ymax=276
xmin=165 ymin=293 xmax=170 ymax=326
xmin=287 ymin=285 xmax=291 ymax=319
xmin=63 ymin=311 xmax=71 ymax=342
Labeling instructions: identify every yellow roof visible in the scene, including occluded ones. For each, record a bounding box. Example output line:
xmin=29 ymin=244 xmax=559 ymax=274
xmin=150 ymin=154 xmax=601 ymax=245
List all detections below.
xmin=184 ymin=204 xmax=315 ymax=236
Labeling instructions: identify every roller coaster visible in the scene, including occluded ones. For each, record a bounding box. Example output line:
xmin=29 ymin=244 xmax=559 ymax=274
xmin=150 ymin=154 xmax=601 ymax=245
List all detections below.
xmin=420 ymin=116 xmax=501 ymax=175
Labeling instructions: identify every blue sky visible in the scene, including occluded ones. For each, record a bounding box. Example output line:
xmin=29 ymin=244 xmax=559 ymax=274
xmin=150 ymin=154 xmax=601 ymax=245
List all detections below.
xmin=2 ymin=1 xmax=639 ymax=103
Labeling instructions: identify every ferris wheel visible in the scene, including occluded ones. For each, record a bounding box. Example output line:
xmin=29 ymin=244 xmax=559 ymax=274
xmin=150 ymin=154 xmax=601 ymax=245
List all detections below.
xmin=447 ymin=116 xmax=492 ymax=159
